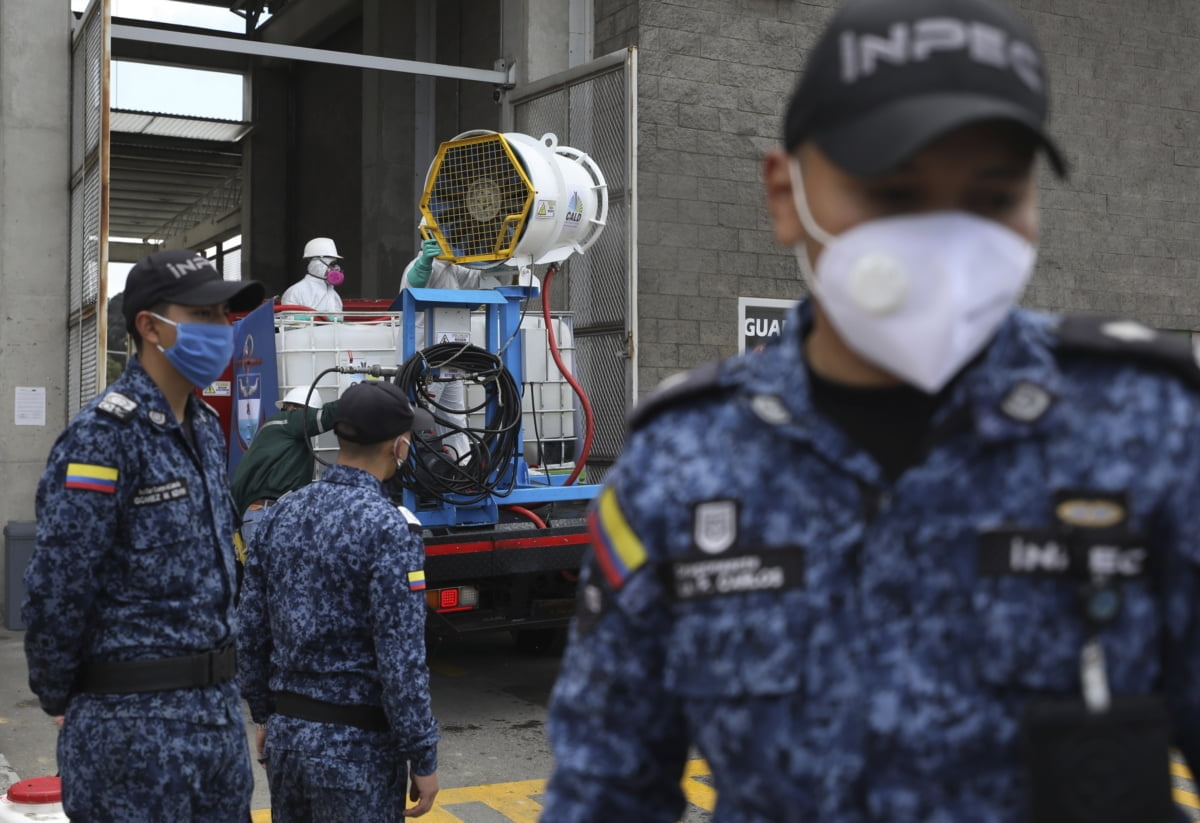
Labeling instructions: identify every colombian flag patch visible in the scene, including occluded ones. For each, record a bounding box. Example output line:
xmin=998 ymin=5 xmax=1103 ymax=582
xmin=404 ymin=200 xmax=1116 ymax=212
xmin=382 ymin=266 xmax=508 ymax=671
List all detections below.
xmin=407 ymin=570 xmax=427 ymax=591
xmin=65 ymin=463 xmax=118 ymax=494
xmin=589 ymin=487 xmax=647 ymax=590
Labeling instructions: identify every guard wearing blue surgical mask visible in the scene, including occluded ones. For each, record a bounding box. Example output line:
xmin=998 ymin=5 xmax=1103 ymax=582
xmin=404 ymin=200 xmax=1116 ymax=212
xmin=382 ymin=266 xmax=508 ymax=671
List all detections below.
xmin=23 ymin=249 xmax=264 ymax=822
xmin=542 ymin=1 xmax=1200 ymax=821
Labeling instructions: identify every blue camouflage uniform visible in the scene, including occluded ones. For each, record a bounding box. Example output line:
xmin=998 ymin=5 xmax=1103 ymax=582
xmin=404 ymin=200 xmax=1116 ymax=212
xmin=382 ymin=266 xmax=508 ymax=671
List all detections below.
xmin=236 ymin=463 xmax=438 ymax=823
xmin=22 ymin=356 xmax=251 ymax=823
xmin=542 ymin=303 xmax=1200 ymax=823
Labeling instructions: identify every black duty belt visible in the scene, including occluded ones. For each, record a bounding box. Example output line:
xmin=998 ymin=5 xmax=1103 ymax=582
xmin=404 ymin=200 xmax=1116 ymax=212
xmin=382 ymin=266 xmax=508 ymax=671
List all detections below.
xmin=272 ymin=691 xmax=390 ymax=732
xmin=77 ymin=645 xmax=236 ymax=694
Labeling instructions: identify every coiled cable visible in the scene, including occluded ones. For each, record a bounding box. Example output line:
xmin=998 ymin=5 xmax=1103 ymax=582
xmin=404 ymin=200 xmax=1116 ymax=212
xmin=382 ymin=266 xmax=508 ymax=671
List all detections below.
xmin=392 ymin=342 xmax=523 ymax=504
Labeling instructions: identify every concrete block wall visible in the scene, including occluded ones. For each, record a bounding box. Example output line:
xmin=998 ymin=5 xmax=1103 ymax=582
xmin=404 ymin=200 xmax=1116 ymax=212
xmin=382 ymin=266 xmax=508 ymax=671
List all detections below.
xmin=0 ymin=0 xmax=71 ymax=617
xmin=632 ymin=0 xmax=1200 ymax=396
xmin=1021 ymin=0 xmax=1200 ymax=330
xmin=633 ymin=0 xmax=837 ymax=394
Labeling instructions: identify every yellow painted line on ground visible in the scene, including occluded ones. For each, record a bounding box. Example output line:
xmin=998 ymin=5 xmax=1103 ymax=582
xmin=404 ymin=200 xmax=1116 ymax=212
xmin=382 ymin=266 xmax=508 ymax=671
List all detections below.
xmin=1173 ymin=760 xmax=1194 ymax=780
xmin=249 ymin=759 xmax=716 ymax=822
xmin=435 ymin=778 xmax=547 ymax=823
xmin=682 ymin=758 xmax=716 ymax=811
xmin=1176 ymin=787 xmax=1200 ymax=810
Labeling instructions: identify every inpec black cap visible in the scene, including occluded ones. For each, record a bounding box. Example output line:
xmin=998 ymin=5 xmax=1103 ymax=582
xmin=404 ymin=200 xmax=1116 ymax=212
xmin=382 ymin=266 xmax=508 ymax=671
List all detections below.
xmin=783 ymin=0 xmax=1066 ymax=177
xmin=334 ymin=381 xmax=416 ymax=444
xmin=123 ymin=249 xmax=265 ymax=332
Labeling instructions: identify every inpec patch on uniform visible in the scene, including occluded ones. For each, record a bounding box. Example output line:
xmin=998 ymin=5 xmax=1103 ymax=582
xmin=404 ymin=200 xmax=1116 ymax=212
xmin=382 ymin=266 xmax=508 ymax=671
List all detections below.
xmin=588 ymin=487 xmax=648 ymax=590
xmin=65 ymin=462 xmax=119 ymax=494
xmin=131 ymin=478 xmax=189 ymax=507
xmin=977 ymin=528 xmax=1148 ymax=579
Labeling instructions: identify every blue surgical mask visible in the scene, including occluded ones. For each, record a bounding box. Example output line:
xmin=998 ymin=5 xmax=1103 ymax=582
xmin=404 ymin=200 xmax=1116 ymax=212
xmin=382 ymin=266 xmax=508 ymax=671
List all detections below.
xmin=151 ymin=312 xmax=235 ymax=389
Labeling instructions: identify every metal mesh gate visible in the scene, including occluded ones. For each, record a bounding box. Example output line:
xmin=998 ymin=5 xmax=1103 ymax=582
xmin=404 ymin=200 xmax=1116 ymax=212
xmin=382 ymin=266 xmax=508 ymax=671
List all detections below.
xmin=508 ymin=49 xmax=637 ymax=480
xmin=68 ymin=1 xmax=110 ymax=412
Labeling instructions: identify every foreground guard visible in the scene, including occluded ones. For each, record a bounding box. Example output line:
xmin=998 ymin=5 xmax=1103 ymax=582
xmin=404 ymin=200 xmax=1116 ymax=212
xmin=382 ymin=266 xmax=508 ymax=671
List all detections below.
xmin=23 ymin=250 xmax=264 ymax=822
xmin=542 ymin=1 xmax=1200 ymax=821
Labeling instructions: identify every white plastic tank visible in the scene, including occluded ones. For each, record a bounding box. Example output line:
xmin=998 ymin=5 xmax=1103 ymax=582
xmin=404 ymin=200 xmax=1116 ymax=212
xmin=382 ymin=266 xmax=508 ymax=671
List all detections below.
xmin=275 ymin=311 xmax=404 ymax=463
xmin=271 ymin=308 xmax=578 ymax=469
xmin=464 ymin=312 xmax=578 ymax=467
xmin=0 ymin=777 xmax=69 ymax=823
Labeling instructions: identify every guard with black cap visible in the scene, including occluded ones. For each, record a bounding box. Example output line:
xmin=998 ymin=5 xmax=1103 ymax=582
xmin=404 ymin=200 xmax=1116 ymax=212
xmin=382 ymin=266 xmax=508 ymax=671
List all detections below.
xmin=23 ymin=248 xmax=265 ymax=822
xmin=236 ymin=380 xmax=440 ymax=821
xmin=541 ymin=1 xmax=1200 ymax=821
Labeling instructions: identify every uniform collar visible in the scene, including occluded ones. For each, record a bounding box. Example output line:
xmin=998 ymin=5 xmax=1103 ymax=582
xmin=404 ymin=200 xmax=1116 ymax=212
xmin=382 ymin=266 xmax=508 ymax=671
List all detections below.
xmin=116 ymin=356 xmax=207 ymax=430
xmin=733 ymin=302 xmax=1065 ymax=481
xmin=320 ymin=463 xmax=389 ymax=493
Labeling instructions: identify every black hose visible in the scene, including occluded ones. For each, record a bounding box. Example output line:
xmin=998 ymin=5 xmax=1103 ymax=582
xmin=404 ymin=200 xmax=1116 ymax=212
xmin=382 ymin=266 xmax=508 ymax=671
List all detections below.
xmin=392 ymin=343 xmax=523 ymax=504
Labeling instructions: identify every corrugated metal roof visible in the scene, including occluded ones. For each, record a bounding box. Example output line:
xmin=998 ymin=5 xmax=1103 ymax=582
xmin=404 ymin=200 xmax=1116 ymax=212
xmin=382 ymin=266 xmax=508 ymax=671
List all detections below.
xmin=111 ymin=108 xmax=253 ymax=142
xmin=109 ymin=131 xmax=244 ymax=242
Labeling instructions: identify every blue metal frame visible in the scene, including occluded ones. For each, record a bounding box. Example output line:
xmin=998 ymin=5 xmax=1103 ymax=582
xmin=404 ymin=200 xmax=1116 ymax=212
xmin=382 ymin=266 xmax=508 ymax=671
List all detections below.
xmin=396 ymin=286 xmax=601 ymax=527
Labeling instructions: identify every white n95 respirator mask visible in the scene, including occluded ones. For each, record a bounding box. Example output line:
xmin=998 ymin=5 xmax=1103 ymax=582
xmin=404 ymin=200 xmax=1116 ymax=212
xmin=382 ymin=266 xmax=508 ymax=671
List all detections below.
xmin=788 ymin=159 xmax=1036 ymax=394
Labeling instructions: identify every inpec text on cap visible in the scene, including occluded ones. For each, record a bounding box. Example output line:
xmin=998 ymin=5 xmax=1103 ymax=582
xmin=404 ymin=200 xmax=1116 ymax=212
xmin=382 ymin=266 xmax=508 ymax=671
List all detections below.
xmin=164 ymin=256 xmax=219 ymax=279
xmin=839 ymin=19 xmax=1042 ymax=92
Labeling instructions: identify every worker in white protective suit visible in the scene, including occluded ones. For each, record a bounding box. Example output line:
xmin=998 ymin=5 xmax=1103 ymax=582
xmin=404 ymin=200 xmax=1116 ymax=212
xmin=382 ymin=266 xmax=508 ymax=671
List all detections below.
xmin=281 ymin=237 xmax=345 ymax=313
xmin=395 ymin=238 xmax=537 ymax=464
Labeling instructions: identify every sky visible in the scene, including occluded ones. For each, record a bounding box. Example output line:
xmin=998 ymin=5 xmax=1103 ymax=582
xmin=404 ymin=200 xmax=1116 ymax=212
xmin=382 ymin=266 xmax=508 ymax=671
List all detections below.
xmin=72 ymin=0 xmax=258 ymax=295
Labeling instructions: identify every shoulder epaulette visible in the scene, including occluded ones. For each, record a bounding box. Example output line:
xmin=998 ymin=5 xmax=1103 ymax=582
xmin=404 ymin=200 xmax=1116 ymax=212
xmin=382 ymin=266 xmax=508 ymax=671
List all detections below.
xmin=1054 ymin=314 xmax=1200 ymax=389
xmin=96 ymin=392 xmax=138 ymax=423
xmin=627 ymin=360 xmax=728 ymax=432
xmin=396 ymin=505 xmax=422 ymax=531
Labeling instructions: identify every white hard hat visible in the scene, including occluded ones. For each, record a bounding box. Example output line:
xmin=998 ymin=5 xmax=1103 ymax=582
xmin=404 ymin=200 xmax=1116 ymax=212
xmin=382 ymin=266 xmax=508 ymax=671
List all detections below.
xmin=302 ymin=237 xmax=341 ymax=260
xmin=276 ymin=386 xmax=321 ymax=409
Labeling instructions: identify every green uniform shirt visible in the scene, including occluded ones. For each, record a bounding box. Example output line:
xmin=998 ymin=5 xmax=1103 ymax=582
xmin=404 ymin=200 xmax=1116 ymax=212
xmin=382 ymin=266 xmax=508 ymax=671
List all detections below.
xmin=231 ymin=402 xmax=338 ymax=512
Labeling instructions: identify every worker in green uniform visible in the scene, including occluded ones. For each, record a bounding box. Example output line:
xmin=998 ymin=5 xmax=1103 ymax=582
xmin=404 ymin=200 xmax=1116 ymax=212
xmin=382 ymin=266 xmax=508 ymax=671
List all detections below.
xmin=232 ymin=386 xmax=338 ymax=546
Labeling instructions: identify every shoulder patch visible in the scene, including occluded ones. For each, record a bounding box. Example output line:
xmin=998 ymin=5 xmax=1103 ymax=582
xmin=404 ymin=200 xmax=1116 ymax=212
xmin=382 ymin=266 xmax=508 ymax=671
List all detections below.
xmin=97 ymin=392 xmax=138 ymax=423
xmin=407 ymin=569 xmax=427 ymax=591
xmin=627 ymin=360 xmax=728 ymax=431
xmin=65 ymin=462 xmax=119 ymax=494
xmin=1054 ymin=315 xmax=1200 ymax=389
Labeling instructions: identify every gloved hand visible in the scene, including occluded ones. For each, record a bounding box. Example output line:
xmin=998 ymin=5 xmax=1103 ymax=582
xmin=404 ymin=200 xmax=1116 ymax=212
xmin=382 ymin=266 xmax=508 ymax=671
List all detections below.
xmin=408 ymin=238 xmax=443 ymax=287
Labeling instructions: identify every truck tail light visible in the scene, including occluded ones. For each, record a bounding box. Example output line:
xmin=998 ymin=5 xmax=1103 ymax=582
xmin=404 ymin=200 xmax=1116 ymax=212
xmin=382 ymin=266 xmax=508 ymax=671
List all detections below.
xmin=425 ymin=586 xmax=480 ymax=613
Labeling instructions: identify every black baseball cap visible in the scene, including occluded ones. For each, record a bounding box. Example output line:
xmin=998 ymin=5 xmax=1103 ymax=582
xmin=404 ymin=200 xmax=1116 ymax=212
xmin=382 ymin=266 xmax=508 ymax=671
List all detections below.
xmin=123 ymin=249 xmax=265 ymax=332
xmin=334 ymin=381 xmax=418 ymax=444
xmin=783 ymin=0 xmax=1066 ymax=177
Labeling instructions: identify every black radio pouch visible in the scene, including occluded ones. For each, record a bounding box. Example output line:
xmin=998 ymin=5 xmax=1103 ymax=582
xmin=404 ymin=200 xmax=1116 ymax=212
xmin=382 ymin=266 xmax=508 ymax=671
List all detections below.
xmin=1021 ymin=695 xmax=1177 ymax=823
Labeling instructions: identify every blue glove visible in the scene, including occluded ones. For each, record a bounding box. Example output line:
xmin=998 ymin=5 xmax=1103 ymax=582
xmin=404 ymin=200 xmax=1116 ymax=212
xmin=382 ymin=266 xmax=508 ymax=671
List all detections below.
xmin=408 ymin=238 xmax=443 ymax=287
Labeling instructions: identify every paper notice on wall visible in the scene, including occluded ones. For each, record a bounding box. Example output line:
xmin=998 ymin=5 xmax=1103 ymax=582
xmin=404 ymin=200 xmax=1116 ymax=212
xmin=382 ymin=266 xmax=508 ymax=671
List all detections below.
xmin=15 ymin=386 xmax=46 ymax=426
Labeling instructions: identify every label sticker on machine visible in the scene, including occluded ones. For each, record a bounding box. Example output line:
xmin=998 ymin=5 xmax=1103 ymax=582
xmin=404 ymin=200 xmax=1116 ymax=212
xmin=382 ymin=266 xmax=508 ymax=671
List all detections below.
xmin=664 ymin=550 xmax=805 ymax=600
xmin=203 ymin=380 xmax=231 ymax=397
xmin=535 ymin=199 xmax=557 ymax=219
xmin=437 ymin=332 xmax=470 ymax=344
xmin=562 ymin=191 xmax=584 ymax=232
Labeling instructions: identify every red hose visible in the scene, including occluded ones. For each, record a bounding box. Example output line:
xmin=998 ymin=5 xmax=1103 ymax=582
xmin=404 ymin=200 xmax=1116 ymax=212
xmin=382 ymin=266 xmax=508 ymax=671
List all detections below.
xmin=541 ymin=263 xmax=595 ymax=486
xmin=505 ymin=506 xmax=548 ymax=529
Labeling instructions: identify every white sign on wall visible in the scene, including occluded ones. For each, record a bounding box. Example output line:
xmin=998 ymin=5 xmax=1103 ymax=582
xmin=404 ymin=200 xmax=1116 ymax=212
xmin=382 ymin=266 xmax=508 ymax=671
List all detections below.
xmin=738 ymin=297 xmax=799 ymax=354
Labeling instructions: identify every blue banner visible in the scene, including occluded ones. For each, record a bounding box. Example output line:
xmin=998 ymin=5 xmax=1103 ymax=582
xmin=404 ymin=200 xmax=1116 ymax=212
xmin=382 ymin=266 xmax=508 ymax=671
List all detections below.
xmin=229 ymin=302 xmax=278 ymax=476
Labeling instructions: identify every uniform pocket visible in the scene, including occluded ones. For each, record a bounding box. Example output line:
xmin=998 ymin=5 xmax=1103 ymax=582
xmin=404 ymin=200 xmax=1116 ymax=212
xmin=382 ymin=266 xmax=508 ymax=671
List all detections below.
xmin=664 ymin=590 xmax=808 ymax=699
xmin=971 ymin=576 xmax=1085 ymax=692
xmin=123 ymin=503 xmax=199 ymax=598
